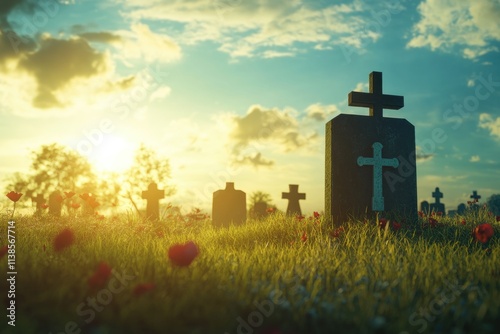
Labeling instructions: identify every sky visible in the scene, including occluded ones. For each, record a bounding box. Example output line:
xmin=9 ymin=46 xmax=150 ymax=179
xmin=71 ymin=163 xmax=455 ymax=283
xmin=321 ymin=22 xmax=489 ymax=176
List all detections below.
xmin=0 ymin=0 xmax=499 ymax=215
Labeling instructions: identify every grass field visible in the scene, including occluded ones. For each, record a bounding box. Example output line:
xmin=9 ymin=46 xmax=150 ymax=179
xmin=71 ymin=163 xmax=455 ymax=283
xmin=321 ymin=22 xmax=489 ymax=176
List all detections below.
xmin=0 ymin=207 xmax=499 ymax=334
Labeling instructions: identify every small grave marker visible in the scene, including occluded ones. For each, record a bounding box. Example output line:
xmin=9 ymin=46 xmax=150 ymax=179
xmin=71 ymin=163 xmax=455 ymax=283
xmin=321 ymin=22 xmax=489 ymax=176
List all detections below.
xmin=430 ymin=187 xmax=445 ymax=215
xmin=32 ymin=194 xmax=45 ymax=216
xmin=420 ymin=200 xmax=430 ymax=215
xmin=470 ymin=190 xmax=481 ymax=202
xmin=457 ymin=203 xmax=466 ymax=215
xmin=142 ymin=182 xmax=164 ymax=221
xmin=212 ymin=182 xmax=246 ymax=227
xmin=48 ymin=191 xmax=63 ymax=217
xmin=282 ymin=184 xmax=306 ymax=216
xmin=325 ymin=71 xmax=417 ymax=224
xmin=253 ymin=201 xmax=268 ymax=219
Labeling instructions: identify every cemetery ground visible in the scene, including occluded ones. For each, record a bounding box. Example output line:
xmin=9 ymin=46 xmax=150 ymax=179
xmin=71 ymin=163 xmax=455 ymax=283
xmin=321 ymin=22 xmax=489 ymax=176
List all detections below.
xmin=1 ymin=208 xmax=499 ymax=334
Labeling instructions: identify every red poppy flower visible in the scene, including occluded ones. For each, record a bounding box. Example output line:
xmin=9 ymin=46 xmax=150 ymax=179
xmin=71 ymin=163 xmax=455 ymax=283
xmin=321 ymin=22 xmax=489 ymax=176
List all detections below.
xmin=474 ymin=223 xmax=494 ymax=243
xmin=330 ymin=227 xmax=344 ymax=238
xmin=41 ymin=204 xmax=49 ymax=209
xmin=428 ymin=217 xmax=438 ymax=228
xmin=296 ymin=215 xmax=305 ymax=221
xmin=460 ymin=219 xmax=466 ymax=225
xmin=71 ymin=203 xmax=81 ymax=209
xmin=133 ymin=283 xmax=156 ymax=296
xmin=80 ymin=193 xmax=90 ymax=201
xmin=88 ymin=261 xmax=113 ymax=289
xmin=301 ymin=231 xmax=307 ymax=242
xmin=313 ymin=211 xmax=320 ymax=219
xmin=64 ymin=191 xmax=75 ymax=199
xmin=379 ymin=218 xmax=388 ymax=229
xmin=88 ymin=198 xmax=100 ymax=209
xmin=266 ymin=207 xmax=275 ymax=213
xmin=168 ymin=241 xmax=199 ymax=267
xmin=418 ymin=211 xmax=425 ymax=218
xmin=6 ymin=191 xmax=22 ymax=202
xmin=0 ymin=245 xmax=8 ymax=259
xmin=392 ymin=221 xmax=402 ymax=231
xmin=53 ymin=228 xmax=75 ymax=252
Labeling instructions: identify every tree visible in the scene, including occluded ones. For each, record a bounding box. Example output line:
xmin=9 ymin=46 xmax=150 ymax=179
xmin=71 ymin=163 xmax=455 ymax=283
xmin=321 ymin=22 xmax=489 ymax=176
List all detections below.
xmin=248 ymin=191 xmax=278 ymax=218
xmin=123 ymin=144 xmax=175 ymax=212
xmin=487 ymin=194 xmax=500 ymax=216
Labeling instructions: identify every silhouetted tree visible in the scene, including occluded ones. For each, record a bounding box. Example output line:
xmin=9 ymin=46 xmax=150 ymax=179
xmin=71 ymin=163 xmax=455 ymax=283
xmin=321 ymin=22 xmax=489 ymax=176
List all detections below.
xmin=248 ymin=191 xmax=278 ymax=218
xmin=123 ymin=143 xmax=175 ymax=212
xmin=487 ymin=194 xmax=500 ymax=216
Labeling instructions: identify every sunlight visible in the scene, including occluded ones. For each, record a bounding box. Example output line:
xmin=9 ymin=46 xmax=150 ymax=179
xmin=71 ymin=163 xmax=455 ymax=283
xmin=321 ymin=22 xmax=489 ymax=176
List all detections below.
xmin=89 ymin=135 xmax=135 ymax=173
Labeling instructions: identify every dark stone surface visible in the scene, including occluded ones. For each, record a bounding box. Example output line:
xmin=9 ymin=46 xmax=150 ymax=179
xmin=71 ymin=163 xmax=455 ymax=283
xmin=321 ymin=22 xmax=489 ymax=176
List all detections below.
xmin=457 ymin=203 xmax=466 ymax=215
xmin=253 ymin=201 xmax=268 ymax=219
xmin=430 ymin=187 xmax=445 ymax=215
xmin=49 ymin=191 xmax=62 ymax=217
xmin=32 ymin=193 xmax=45 ymax=216
xmin=282 ymin=184 xmax=305 ymax=216
xmin=212 ymin=182 xmax=246 ymax=227
xmin=325 ymin=114 xmax=417 ymax=224
xmin=420 ymin=201 xmax=430 ymax=215
xmin=142 ymin=182 xmax=164 ymax=221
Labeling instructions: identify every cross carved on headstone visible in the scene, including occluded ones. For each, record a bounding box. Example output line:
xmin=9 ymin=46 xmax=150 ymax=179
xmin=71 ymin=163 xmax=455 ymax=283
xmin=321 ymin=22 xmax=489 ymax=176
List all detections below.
xmin=357 ymin=142 xmax=399 ymax=211
xmin=470 ymin=190 xmax=481 ymax=201
xmin=432 ymin=187 xmax=443 ymax=204
xmin=142 ymin=182 xmax=164 ymax=221
xmin=282 ymin=184 xmax=306 ymax=216
xmin=348 ymin=71 xmax=404 ymax=118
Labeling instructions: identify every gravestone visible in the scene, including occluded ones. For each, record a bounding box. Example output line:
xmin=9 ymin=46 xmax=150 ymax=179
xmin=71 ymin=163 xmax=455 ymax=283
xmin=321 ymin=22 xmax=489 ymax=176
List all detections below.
xmin=48 ymin=191 xmax=62 ymax=217
xmin=32 ymin=194 xmax=45 ymax=216
xmin=420 ymin=200 xmax=430 ymax=215
xmin=253 ymin=201 xmax=268 ymax=219
xmin=470 ymin=190 xmax=481 ymax=202
xmin=447 ymin=210 xmax=457 ymax=217
xmin=212 ymin=182 xmax=246 ymax=227
xmin=429 ymin=187 xmax=445 ymax=215
xmin=282 ymin=184 xmax=306 ymax=216
xmin=326 ymin=71 xmax=417 ymax=224
xmin=457 ymin=203 xmax=466 ymax=215
xmin=142 ymin=182 xmax=164 ymax=221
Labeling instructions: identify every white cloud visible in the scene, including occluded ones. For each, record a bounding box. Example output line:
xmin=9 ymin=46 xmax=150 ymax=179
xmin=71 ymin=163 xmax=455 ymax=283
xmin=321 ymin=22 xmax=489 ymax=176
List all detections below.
xmin=407 ymin=0 xmax=500 ymax=60
xmin=479 ymin=113 xmax=500 ymax=140
xmin=119 ymin=0 xmax=384 ymax=58
xmin=305 ymin=103 xmax=339 ymax=121
xmin=470 ymin=155 xmax=480 ymax=162
xmin=353 ymin=81 xmax=369 ymax=92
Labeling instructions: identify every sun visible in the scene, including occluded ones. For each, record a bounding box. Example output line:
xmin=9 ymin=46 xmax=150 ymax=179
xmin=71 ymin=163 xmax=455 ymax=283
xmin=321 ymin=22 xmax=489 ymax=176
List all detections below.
xmin=88 ymin=135 xmax=135 ymax=173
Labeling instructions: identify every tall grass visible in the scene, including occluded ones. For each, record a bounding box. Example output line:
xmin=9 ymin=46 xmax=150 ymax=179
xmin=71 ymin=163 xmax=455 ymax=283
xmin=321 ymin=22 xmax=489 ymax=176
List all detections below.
xmin=0 ymin=208 xmax=499 ymax=334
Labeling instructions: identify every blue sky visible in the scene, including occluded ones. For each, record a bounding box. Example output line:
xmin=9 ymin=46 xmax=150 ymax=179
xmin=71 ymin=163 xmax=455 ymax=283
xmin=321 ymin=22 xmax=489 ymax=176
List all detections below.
xmin=1 ymin=0 xmax=499 ymax=214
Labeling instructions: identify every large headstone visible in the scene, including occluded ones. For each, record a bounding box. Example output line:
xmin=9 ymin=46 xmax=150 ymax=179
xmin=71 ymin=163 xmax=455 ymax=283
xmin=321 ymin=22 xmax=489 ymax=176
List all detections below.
xmin=142 ymin=182 xmax=164 ymax=221
xmin=282 ymin=184 xmax=306 ymax=216
xmin=32 ymin=193 xmax=45 ymax=216
xmin=212 ymin=182 xmax=246 ymax=227
xmin=49 ymin=191 xmax=63 ymax=217
xmin=325 ymin=71 xmax=417 ymax=224
xmin=429 ymin=187 xmax=445 ymax=215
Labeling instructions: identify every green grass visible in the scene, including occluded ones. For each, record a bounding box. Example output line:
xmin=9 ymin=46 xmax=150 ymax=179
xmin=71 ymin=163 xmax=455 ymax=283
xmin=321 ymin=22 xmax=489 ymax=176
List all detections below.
xmin=0 ymin=208 xmax=499 ymax=334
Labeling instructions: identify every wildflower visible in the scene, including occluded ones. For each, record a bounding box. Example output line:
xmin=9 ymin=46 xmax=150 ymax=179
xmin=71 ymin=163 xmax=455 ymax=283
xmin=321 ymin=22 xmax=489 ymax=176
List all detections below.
xmin=330 ymin=227 xmax=344 ymax=238
xmin=133 ymin=283 xmax=156 ymax=296
xmin=71 ymin=203 xmax=81 ymax=209
xmin=428 ymin=217 xmax=438 ymax=228
xmin=80 ymin=193 xmax=90 ymax=201
xmin=88 ymin=262 xmax=113 ymax=289
xmin=53 ymin=228 xmax=75 ymax=252
xmin=168 ymin=241 xmax=199 ymax=267
xmin=88 ymin=198 xmax=100 ymax=209
xmin=0 ymin=245 xmax=8 ymax=259
xmin=392 ymin=221 xmax=402 ymax=231
xmin=64 ymin=191 xmax=75 ymax=199
xmin=41 ymin=203 xmax=49 ymax=209
xmin=379 ymin=218 xmax=388 ymax=229
xmin=301 ymin=231 xmax=307 ymax=242
xmin=296 ymin=214 xmax=305 ymax=221
xmin=266 ymin=207 xmax=275 ymax=213
xmin=460 ymin=219 xmax=466 ymax=225
xmin=418 ymin=211 xmax=425 ymax=218
xmin=6 ymin=191 xmax=22 ymax=202
xmin=474 ymin=223 xmax=494 ymax=244
xmin=313 ymin=211 xmax=320 ymax=219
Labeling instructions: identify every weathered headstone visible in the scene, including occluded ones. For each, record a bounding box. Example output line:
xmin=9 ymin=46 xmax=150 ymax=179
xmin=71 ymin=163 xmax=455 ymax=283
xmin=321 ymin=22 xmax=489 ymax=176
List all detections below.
xmin=212 ymin=182 xmax=246 ymax=227
xmin=429 ymin=187 xmax=445 ymax=215
xmin=470 ymin=190 xmax=481 ymax=202
xmin=282 ymin=184 xmax=305 ymax=216
xmin=32 ymin=193 xmax=45 ymax=216
xmin=457 ymin=203 xmax=466 ymax=215
xmin=420 ymin=200 xmax=430 ymax=215
xmin=48 ymin=191 xmax=63 ymax=217
xmin=253 ymin=201 xmax=268 ymax=219
xmin=142 ymin=182 xmax=164 ymax=221
xmin=325 ymin=71 xmax=417 ymax=224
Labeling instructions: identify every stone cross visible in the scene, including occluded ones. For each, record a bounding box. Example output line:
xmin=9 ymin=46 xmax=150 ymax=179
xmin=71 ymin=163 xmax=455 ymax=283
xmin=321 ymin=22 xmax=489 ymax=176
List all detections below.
xmin=326 ymin=71 xmax=417 ymax=225
xmin=282 ymin=184 xmax=306 ymax=216
xmin=432 ymin=187 xmax=443 ymax=203
xmin=348 ymin=71 xmax=404 ymax=118
xmin=32 ymin=194 xmax=45 ymax=216
xmin=357 ymin=142 xmax=399 ymax=211
xmin=142 ymin=182 xmax=164 ymax=221
xmin=470 ymin=190 xmax=481 ymax=202
xmin=430 ymin=187 xmax=445 ymax=215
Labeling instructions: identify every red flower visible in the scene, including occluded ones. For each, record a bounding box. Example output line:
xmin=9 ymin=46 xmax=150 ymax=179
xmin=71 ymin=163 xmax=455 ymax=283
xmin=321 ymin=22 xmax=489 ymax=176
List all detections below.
xmin=296 ymin=214 xmax=305 ymax=221
xmin=460 ymin=219 xmax=466 ymax=225
xmin=88 ymin=198 xmax=100 ymax=209
xmin=133 ymin=283 xmax=156 ymax=296
xmin=266 ymin=207 xmax=275 ymax=213
xmin=436 ymin=212 xmax=443 ymax=216
xmin=379 ymin=218 xmax=388 ymax=229
xmin=80 ymin=193 xmax=90 ymax=201
xmin=0 ymin=245 xmax=8 ymax=259
xmin=88 ymin=261 xmax=113 ymax=289
xmin=6 ymin=191 xmax=22 ymax=202
xmin=64 ymin=191 xmax=75 ymax=199
xmin=41 ymin=203 xmax=49 ymax=209
xmin=71 ymin=203 xmax=81 ymax=209
xmin=474 ymin=223 xmax=494 ymax=243
xmin=392 ymin=221 xmax=402 ymax=231
xmin=418 ymin=211 xmax=425 ymax=218
xmin=428 ymin=217 xmax=438 ymax=228
xmin=330 ymin=226 xmax=344 ymax=238
xmin=168 ymin=241 xmax=199 ymax=267
xmin=53 ymin=228 xmax=75 ymax=252
xmin=301 ymin=231 xmax=307 ymax=242
xmin=313 ymin=211 xmax=320 ymax=219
